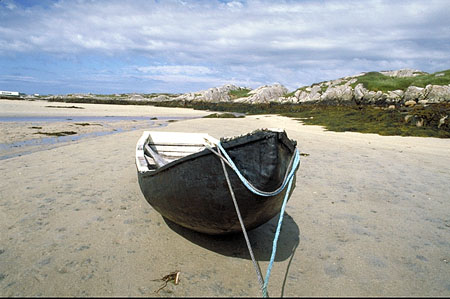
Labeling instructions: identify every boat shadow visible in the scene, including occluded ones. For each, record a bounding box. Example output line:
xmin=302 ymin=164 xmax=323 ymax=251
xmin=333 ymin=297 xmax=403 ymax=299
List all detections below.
xmin=163 ymin=213 xmax=300 ymax=262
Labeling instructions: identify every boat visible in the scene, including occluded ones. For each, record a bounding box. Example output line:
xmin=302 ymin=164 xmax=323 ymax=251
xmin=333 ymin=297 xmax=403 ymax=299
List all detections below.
xmin=135 ymin=128 xmax=299 ymax=235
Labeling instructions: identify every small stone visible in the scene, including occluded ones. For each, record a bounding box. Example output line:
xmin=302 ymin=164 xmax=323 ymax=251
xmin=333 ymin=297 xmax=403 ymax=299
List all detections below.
xmin=404 ymin=100 xmax=416 ymax=107
xmin=58 ymin=267 xmax=68 ymax=274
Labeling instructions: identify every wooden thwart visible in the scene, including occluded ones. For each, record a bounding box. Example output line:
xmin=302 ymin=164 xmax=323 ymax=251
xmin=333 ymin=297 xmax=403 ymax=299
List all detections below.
xmin=144 ymin=144 xmax=171 ymax=168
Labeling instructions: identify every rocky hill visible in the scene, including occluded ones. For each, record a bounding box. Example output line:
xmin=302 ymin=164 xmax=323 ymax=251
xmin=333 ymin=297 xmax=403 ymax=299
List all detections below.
xmin=147 ymin=68 xmax=450 ymax=107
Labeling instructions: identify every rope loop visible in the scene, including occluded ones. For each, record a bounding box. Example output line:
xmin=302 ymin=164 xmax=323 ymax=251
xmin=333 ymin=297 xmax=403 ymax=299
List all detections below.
xmin=215 ymin=141 xmax=300 ymax=198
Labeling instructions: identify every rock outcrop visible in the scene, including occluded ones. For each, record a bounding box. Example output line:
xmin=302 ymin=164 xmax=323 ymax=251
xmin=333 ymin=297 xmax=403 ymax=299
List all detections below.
xmin=234 ymin=84 xmax=289 ymax=104
xmin=380 ymin=69 xmax=425 ymax=77
xmin=281 ymin=69 xmax=450 ymax=106
xmin=172 ymin=84 xmax=241 ymax=103
xmin=163 ymin=83 xmax=289 ymax=104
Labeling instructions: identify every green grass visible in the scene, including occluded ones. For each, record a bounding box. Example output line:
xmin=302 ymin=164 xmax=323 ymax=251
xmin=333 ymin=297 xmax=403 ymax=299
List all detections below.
xmin=228 ymin=88 xmax=251 ymax=100
xmin=284 ymin=90 xmax=296 ymax=98
xmin=351 ymin=69 xmax=450 ymax=92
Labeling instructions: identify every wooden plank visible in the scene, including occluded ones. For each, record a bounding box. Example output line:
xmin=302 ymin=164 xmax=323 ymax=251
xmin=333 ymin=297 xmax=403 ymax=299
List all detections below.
xmin=158 ymin=152 xmax=192 ymax=159
xmin=144 ymin=144 xmax=170 ymax=168
xmin=147 ymin=131 xmax=217 ymax=145
xmin=152 ymin=145 xmax=205 ymax=153
xmin=148 ymin=142 xmax=206 ymax=147
xmin=144 ymin=155 xmax=158 ymax=170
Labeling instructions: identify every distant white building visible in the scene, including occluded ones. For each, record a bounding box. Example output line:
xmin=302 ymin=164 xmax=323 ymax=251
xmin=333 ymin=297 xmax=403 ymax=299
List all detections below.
xmin=0 ymin=90 xmax=20 ymax=96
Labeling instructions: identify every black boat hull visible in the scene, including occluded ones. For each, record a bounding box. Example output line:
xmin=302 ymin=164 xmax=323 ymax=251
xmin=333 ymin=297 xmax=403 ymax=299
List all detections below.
xmin=137 ymin=129 xmax=298 ymax=235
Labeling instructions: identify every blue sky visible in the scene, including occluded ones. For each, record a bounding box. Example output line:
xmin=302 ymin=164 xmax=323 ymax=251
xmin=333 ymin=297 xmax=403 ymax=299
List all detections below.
xmin=1 ymin=0 xmax=449 ymax=95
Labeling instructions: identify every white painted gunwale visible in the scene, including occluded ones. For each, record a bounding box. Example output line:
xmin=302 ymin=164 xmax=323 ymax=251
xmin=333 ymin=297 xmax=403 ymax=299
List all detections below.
xmin=135 ymin=131 xmax=219 ymax=173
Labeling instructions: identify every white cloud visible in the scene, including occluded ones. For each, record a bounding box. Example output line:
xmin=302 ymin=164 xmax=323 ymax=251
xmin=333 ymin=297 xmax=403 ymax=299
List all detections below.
xmin=136 ymin=65 xmax=215 ymax=75
xmin=1 ymin=0 xmax=449 ymax=93
xmin=226 ymin=1 xmax=243 ymax=9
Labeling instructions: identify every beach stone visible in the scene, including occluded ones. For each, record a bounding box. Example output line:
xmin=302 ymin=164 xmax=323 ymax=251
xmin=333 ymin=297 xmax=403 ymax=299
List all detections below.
xmin=404 ymin=86 xmax=425 ymax=102
xmin=387 ymin=90 xmax=404 ymax=103
xmin=362 ymin=90 xmax=385 ymax=104
xmin=404 ymin=100 xmax=417 ymax=107
xmin=423 ymin=85 xmax=450 ymax=103
xmin=354 ymin=83 xmax=367 ymax=103
xmin=438 ymin=115 xmax=448 ymax=128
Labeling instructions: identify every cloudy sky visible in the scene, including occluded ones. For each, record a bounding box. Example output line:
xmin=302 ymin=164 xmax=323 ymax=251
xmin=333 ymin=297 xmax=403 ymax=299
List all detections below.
xmin=1 ymin=0 xmax=449 ymax=95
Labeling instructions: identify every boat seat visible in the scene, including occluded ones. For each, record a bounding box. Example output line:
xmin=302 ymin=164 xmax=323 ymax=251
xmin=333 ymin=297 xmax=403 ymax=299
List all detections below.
xmin=144 ymin=144 xmax=172 ymax=168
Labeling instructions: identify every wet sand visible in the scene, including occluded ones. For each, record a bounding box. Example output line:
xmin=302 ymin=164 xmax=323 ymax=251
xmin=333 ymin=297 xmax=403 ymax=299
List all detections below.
xmin=1 ymin=99 xmax=449 ymax=297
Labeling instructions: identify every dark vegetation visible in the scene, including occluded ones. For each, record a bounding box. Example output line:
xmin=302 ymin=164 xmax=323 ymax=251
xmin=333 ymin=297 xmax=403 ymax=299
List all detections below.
xmin=152 ymin=101 xmax=450 ymax=138
xmin=203 ymin=112 xmax=245 ymax=118
xmin=45 ymin=105 xmax=85 ymax=109
xmin=34 ymin=131 xmax=78 ymax=136
xmin=74 ymin=123 xmax=102 ymax=126
xmin=282 ymin=104 xmax=450 ymax=138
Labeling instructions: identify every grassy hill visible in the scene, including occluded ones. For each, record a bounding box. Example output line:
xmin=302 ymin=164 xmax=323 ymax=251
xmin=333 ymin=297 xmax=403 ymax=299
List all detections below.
xmin=350 ymin=69 xmax=450 ymax=92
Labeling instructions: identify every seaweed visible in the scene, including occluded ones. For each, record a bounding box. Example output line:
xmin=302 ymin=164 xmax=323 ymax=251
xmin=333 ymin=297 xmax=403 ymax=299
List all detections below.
xmin=34 ymin=131 xmax=78 ymax=136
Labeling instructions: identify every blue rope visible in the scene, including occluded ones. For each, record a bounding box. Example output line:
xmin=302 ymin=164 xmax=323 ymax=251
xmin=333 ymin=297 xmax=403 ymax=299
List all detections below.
xmin=216 ymin=142 xmax=300 ymax=197
xmin=215 ymin=141 xmax=300 ymax=297
xmin=262 ymin=171 xmax=295 ymax=297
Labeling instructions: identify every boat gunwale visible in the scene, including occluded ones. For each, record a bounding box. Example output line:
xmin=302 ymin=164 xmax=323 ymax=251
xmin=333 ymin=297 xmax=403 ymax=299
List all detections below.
xmin=136 ymin=129 xmax=297 ymax=177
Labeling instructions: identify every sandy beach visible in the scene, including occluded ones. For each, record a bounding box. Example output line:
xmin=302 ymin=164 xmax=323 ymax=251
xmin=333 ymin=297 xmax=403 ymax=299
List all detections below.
xmin=1 ymin=99 xmax=449 ymax=297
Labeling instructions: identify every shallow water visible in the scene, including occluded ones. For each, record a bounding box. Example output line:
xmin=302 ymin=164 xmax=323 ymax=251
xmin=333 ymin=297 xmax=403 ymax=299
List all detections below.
xmin=0 ymin=115 xmax=192 ymax=123
xmin=0 ymin=115 xmax=198 ymax=160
